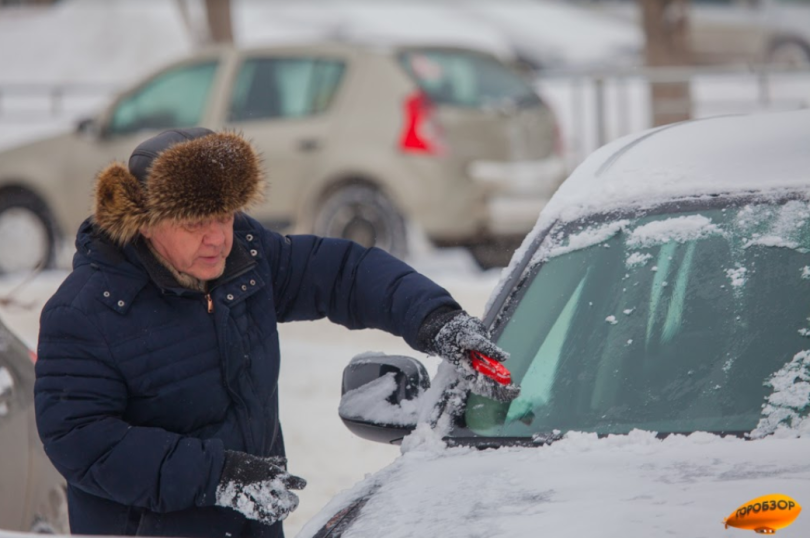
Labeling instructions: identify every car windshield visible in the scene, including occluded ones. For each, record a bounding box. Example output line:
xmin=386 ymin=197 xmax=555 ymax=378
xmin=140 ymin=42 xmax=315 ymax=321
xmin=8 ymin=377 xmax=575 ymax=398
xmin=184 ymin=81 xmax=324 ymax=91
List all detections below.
xmin=398 ymin=49 xmax=541 ymax=109
xmin=464 ymin=198 xmax=810 ymax=438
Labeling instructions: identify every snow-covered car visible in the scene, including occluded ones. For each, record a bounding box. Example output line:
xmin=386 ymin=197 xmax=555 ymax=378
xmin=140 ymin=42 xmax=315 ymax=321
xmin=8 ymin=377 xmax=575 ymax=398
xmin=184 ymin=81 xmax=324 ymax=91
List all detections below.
xmin=0 ymin=318 xmax=67 ymax=533
xmin=299 ymin=110 xmax=810 ymax=538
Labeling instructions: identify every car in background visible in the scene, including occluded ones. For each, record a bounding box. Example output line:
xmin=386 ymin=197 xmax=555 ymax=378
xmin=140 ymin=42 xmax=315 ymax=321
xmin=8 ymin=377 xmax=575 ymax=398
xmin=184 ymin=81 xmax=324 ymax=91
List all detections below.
xmin=0 ymin=317 xmax=67 ymax=533
xmin=584 ymin=0 xmax=810 ymax=66
xmin=298 ymin=110 xmax=810 ymax=537
xmin=0 ymin=41 xmax=565 ymax=274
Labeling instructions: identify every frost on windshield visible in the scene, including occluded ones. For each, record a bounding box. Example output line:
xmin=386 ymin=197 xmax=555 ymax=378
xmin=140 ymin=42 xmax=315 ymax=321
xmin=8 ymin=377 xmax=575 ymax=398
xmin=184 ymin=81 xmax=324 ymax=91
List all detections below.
xmin=0 ymin=366 xmax=13 ymax=417
xmin=339 ymin=373 xmax=420 ymax=427
xmin=626 ymin=215 xmax=721 ymax=248
xmin=751 ymin=351 xmax=810 ymax=439
xmin=736 ymin=200 xmax=810 ymax=251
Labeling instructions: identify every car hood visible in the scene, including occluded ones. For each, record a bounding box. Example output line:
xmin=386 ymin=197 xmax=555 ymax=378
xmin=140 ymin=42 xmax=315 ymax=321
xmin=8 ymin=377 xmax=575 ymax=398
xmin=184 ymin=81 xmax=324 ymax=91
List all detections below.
xmin=299 ymin=428 xmax=810 ymax=538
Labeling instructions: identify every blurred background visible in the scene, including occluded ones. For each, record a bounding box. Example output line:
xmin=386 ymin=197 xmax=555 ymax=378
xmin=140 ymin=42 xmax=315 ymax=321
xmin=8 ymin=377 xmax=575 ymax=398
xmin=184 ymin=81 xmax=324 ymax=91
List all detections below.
xmin=0 ymin=0 xmax=808 ymax=535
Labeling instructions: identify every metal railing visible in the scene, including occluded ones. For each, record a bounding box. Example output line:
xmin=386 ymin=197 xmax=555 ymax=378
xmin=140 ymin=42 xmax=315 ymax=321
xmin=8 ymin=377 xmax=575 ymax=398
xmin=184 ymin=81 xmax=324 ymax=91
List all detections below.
xmin=0 ymin=82 xmax=117 ymax=120
xmin=535 ymin=64 xmax=810 ymax=168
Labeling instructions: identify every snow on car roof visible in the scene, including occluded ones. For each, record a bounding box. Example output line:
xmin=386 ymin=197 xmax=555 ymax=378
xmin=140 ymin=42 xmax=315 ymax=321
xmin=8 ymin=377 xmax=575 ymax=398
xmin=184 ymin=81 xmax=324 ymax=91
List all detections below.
xmin=548 ymin=109 xmax=810 ymax=227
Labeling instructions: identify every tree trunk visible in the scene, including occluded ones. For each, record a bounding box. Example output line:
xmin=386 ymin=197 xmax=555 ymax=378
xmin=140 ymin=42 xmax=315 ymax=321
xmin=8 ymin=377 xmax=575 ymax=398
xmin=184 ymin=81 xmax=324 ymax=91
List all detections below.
xmin=205 ymin=0 xmax=233 ymax=44
xmin=640 ymin=0 xmax=692 ymax=126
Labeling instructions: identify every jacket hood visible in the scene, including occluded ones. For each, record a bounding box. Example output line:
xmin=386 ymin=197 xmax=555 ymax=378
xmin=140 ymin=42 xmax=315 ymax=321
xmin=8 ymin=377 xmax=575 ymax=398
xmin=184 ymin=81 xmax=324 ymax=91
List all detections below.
xmin=92 ymin=130 xmax=265 ymax=245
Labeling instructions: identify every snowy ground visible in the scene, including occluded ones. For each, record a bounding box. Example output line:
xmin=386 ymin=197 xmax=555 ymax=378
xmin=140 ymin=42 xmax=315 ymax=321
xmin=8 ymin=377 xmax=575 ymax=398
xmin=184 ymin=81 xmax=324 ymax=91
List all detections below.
xmin=0 ymin=248 xmax=500 ymax=537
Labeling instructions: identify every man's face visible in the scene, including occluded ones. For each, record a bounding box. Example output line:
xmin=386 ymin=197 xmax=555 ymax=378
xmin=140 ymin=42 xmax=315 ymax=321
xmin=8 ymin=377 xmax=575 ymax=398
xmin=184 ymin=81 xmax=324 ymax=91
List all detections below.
xmin=142 ymin=214 xmax=234 ymax=281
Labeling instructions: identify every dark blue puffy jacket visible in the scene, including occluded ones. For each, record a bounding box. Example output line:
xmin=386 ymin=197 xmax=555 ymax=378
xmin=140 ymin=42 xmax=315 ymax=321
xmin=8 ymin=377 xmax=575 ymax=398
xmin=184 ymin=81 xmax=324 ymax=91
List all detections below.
xmin=34 ymin=214 xmax=458 ymax=538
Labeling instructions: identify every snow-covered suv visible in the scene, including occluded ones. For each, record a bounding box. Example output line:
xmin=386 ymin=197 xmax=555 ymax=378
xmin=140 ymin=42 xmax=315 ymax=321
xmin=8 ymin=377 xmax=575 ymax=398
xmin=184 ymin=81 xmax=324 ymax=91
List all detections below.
xmin=300 ymin=110 xmax=810 ymax=537
xmin=0 ymin=42 xmax=564 ymax=274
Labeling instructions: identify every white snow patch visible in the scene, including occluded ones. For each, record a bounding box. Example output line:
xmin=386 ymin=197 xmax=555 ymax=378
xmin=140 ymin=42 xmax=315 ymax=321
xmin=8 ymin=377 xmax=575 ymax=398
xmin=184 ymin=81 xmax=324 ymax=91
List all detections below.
xmin=625 ymin=252 xmax=652 ymax=268
xmin=626 ymin=215 xmax=721 ymax=248
xmin=725 ymin=266 xmax=747 ymax=289
xmin=0 ymin=366 xmax=13 ymax=397
xmin=338 ymin=372 xmax=420 ymax=427
xmin=751 ymin=350 xmax=810 ymax=439
xmin=533 ymin=220 xmax=629 ymax=265
xmin=623 ymin=308 xmax=635 ymax=315
xmin=605 ymin=315 xmax=618 ymax=325
xmin=802 ymin=266 xmax=810 ymax=280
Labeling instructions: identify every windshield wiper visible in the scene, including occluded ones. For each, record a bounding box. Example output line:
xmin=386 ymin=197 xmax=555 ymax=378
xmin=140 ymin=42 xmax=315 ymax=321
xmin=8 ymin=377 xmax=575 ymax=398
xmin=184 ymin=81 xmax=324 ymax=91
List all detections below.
xmin=444 ymin=431 xmax=564 ymax=450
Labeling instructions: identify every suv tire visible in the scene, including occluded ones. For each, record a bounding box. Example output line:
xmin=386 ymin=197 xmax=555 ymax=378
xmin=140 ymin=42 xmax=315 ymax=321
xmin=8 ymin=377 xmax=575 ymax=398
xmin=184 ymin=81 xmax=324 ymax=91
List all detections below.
xmin=314 ymin=185 xmax=408 ymax=259
xmin=0 ymin=189 xmax=57 ymax=275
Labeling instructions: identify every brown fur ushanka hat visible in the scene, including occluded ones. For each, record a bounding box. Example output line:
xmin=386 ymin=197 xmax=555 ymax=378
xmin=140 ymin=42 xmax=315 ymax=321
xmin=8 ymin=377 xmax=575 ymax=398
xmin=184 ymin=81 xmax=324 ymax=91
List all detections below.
xmin=93 ymin=128 xmax=265 ymax=245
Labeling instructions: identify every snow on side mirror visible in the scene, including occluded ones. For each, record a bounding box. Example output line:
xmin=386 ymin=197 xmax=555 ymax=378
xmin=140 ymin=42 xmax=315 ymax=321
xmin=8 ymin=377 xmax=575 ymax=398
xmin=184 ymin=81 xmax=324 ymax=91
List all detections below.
xmin=338 ymin=353 xmax=430 ymax=444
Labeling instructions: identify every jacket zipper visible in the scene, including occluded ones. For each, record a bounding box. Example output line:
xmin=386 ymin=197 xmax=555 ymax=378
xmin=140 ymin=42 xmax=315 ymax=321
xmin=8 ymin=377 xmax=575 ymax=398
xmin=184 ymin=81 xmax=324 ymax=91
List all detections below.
xmin=206 ymin=293 xmax=214 ymax=313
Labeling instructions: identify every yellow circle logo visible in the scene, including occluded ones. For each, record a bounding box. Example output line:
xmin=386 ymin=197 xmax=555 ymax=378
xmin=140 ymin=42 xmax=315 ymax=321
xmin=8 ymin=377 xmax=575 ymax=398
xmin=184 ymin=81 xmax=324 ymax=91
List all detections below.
xmin=724 ymin=494 xmax=802 ymax=534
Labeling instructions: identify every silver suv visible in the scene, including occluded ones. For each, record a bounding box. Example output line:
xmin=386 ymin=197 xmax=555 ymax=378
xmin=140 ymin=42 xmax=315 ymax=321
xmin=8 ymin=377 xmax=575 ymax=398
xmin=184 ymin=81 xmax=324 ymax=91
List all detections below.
xmin=0 ymin=42 xmax=565 ymax=272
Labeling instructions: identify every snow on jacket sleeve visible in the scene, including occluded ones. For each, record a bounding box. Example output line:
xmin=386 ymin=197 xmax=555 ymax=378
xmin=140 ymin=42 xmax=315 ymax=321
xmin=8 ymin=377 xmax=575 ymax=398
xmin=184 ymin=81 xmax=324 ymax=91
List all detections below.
xmin=265 ymin=232 xmax=460 ymax=350
xmin=35 ymin=304 xmax=225 ymax=513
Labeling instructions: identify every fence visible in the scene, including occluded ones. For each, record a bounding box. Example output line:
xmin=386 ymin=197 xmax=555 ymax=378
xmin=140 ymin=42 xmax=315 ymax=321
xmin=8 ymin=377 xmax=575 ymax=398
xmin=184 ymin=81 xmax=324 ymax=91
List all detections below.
xmin=535 ymin=65 xmax=810 ymax=169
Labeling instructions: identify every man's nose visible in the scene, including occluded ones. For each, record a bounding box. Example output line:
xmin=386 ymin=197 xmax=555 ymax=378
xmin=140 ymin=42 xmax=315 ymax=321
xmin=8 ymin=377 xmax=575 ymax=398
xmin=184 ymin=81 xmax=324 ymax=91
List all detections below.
xmin=202 ymin=222 xmax=227 ymax=246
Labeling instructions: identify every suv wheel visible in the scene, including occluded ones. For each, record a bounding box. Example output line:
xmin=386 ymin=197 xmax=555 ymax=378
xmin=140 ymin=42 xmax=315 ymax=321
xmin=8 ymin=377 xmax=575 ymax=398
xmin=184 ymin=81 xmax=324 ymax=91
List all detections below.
xmin=314 ymin=185 xmax=408 ymax=258
xmin=468 ymin=238 xmax=523 ymax=270
xmin=0 ymin=190 xmax=56 ymax=275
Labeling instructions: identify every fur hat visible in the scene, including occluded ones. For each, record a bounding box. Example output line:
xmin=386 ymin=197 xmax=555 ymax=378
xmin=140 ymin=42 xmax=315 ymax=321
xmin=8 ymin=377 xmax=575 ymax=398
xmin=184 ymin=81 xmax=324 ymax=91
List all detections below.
xmin=93 ymin=128 xmax=265 ymax=245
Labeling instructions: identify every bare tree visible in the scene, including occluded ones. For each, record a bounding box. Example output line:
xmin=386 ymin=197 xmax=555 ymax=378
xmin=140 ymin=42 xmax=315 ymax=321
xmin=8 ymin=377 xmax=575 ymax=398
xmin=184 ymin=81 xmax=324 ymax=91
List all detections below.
xmin=639 ymin=0 xmax=692 ymax=126
xmin=205 ymin=0 xmax=233 ymax=44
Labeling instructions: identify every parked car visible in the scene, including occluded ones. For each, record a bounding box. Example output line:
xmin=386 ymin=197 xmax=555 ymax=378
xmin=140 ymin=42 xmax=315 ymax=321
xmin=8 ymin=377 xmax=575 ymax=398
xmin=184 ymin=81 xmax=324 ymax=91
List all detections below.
xmin=0 ymin=317 xmax=67 ymax=533
xmin=584 ymin=0 xmax=810 ymax=66
xmin=299 ymin=110 xmax=810 ymax=537
xmin=0 ymin=41 xmax=565 ymax=274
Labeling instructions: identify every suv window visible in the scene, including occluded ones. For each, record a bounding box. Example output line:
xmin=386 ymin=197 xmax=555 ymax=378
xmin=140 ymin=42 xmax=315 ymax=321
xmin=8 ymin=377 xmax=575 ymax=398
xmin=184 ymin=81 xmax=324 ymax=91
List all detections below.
xmin=399 ymin=49 xmax=541 ymax=109
xmin=228 ymin=57 xmax=345 ymax=122
xmin=109 ymin=61 xmax=219 ymax=135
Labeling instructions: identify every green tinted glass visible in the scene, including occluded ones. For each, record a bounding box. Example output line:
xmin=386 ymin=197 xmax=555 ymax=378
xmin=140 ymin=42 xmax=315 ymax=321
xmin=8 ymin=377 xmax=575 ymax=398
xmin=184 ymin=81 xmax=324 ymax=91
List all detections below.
xmin=110 ymin=61 xmax=218 ymax=135
xmin=466 ymin=201 xmax=810 ymax=437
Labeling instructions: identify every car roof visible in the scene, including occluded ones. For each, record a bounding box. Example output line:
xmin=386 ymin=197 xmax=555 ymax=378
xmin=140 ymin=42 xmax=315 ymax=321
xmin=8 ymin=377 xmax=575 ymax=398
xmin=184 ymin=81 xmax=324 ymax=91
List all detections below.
xmin=230 ymin=40 xmax=507 ymax=59
xmin=545 ymin=109 xmax=810 ymax=226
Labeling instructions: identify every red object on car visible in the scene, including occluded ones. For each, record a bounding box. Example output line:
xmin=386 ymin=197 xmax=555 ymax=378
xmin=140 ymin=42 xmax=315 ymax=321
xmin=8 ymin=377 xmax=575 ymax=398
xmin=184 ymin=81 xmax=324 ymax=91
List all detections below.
xmin=399 ymin=90 xmax=444 ymax=155
xmin=28 ymin=350 xmax=37 ymax=363
xmin=469 ymin=350 xmax=512 ymax=385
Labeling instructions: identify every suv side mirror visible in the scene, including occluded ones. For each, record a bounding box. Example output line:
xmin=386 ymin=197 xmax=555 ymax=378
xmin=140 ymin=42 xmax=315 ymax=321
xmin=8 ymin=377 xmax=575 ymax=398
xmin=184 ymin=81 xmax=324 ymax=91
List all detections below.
xmin=338 ymin=353 xmax=430 ymax=444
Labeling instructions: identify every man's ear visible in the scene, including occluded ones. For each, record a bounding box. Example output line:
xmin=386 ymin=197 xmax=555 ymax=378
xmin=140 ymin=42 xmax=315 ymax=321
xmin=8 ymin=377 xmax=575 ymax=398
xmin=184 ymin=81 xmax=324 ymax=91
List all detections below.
xmin=140 ymin=224 xmax=152 ymax=239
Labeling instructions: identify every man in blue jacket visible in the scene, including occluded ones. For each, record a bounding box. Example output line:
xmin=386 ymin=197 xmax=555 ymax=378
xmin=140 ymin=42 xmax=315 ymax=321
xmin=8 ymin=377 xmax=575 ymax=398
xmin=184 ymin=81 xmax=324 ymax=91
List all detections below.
xmin=34 ymin=128 xmax=511 ymax=538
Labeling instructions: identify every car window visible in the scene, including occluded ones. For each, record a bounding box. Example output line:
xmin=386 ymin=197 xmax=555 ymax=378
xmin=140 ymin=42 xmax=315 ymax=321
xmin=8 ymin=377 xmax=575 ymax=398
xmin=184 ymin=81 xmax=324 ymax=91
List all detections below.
xmin=228 ymin=57 xmax=345 ymax=122
xmin=108 ymin=61 xmax=219 ymax=135
xmin=465 ymin=199 xmax=810 ymax=438
xmin=398 ymin=49 xmax=541 ymax=109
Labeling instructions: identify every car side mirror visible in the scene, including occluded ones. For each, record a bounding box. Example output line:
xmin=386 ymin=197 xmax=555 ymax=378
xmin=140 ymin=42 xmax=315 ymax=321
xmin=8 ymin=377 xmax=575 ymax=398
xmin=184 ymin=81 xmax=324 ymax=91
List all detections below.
xmin=338 ymin=353 xmax=430 ymax=444
xmin=75 ymin=116 xmax=101 ymax=138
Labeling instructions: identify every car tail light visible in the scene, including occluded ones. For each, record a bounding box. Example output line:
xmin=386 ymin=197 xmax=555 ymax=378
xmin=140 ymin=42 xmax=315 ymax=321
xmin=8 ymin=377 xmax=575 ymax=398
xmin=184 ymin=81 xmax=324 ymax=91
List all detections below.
xmin=28 ymin=349 xmax=37 ymax=363
xmin=399 ymin=90 xmax=444 ymax=155
xmin=470 ymin=350 xmax=512 ymax=385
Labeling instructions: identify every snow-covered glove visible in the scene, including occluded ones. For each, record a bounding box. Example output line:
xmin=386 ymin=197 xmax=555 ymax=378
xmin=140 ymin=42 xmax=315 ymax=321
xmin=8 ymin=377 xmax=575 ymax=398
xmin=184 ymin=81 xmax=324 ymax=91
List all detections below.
xmin=418 ymin=308 xmax=519 ymax=402
xmin=215 ymin=450 xmax=306 ymax=526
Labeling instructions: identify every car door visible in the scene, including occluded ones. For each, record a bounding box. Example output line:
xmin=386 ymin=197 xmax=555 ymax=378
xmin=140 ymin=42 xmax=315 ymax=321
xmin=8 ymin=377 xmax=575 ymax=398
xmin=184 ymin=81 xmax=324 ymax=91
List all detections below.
xmin=63 ymin=56 xmax=225 ymax=230
xmin=0 ymin=328 xmax=32 ymax=531
xmin=224 ymin=52 xmax=347 ymax=232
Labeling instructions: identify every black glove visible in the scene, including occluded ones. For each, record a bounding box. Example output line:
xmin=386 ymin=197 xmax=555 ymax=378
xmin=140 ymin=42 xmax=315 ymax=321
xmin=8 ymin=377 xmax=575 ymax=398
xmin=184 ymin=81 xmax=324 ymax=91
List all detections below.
xmin=418 ymin=309 xmax=519 ymax=402
xmin=215 ymin=450 xmax=307 ymax=526
xmin=419 ymin=308 xmax=509 ymax=365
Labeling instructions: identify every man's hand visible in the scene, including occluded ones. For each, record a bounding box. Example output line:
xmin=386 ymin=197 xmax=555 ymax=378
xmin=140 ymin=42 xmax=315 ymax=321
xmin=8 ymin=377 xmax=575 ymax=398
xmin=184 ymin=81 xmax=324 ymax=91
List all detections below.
xmin=215 ymin=451 xmax=306 ymax=526
xmin=418 ymin=309 xmax=519 ymax=402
